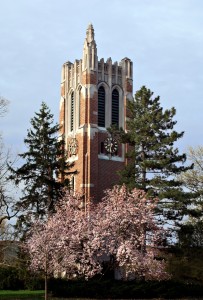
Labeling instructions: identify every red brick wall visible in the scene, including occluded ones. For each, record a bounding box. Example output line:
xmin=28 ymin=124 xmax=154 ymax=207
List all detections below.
xmin=98 ymin=159 xmax=124 ymax=200
xmin=82 ymin=72 xmax=97 ymax=85
xmin=125 ymin=79 xmax=133 ymax=93
xmin=60 ymin=58 xmax=132 ymax=203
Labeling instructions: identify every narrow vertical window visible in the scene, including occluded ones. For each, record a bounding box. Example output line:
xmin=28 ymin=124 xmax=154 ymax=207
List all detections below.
xmin=100 ymin=142 xmax=104 ymax=154
xmin=71 ymin=92 xmax=74 ymax=131
xmin=71 ymin=176 xmax=75 ymax=191
xmin=112 ymin=89 xmax=119 ymax=127
xmin=69 ymin=175 xmax=75 ymax=192
xmin=98 ymin=86 xmax=105 ymax=127
xmin=78 ymin=88 xmax=81 ymax=127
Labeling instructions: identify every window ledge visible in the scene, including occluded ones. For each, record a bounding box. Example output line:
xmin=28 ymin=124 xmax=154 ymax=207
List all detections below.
xmin=98 ymin=154 xmax=124 ymax=162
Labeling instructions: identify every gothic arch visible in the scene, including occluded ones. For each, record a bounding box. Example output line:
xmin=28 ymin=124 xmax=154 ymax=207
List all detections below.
xmin=111 ymin=85 xmax=124 ymax=128
xmin=98 ymin=86 xmax=105 ymax=127
xmin=111 ymin=88 xmax=119 ymax=126
xmin=97 ymin=81 xmax=110 ymax=90
xmin=66 ymin=89 xmax=75 ymax=134
xmin=97 ymin=82 xmax=110 ymax=128
xmin=76 ymin=85 xmax=82 ymax=128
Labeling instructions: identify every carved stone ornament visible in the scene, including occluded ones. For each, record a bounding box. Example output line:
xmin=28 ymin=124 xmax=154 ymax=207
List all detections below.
xmin=68 ymin=138 xmax=78 ymax=155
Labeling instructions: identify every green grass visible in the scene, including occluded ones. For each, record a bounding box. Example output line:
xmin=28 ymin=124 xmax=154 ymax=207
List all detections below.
xmin=0 ymin=290 xmax=44 ymax=299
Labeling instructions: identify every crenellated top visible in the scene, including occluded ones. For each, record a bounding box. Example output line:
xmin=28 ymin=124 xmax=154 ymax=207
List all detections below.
xmin=97 ymin=57 xmax=133 ymax=86
xmin=61 ymin=24 xmax=133 ymax=92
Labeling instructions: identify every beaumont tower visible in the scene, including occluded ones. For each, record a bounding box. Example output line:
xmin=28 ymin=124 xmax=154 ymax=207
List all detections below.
xmin=59 ymin=24 xmax=133 ymax=203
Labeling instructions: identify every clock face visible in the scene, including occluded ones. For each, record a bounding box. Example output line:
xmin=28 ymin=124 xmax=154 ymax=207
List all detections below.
xmin=68 ymin=138 xmax=78 ymax=156
xmin=104 ymin=137 xmax=118 ymax=154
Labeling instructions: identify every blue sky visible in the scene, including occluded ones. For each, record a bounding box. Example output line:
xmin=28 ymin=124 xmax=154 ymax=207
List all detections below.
xmin=0 ymin=0 xmax=203 ymax=155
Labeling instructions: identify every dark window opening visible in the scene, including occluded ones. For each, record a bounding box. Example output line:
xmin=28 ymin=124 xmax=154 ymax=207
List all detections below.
xmin=78 ymin=88 xmax=81 ymax=127
xmin=100 ymin=142 xmax=104 ymax=153
xmin=112 ymin=89 xmax=119 ymax=127
xmin=98 ymin=86 xmax=105 ymax=127
xmin=70 ymin=176 xmax=75 ymax=191
xmin=71 ymin=92 xmax=74 ymax=131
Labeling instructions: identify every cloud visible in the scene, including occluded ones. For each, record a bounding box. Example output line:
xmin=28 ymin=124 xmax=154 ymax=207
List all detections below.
xmin=0 ymin=0 xmax=202 ymax=152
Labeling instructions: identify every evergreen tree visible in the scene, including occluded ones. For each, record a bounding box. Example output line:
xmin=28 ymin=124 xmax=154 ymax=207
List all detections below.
xmin=9 ymin=102 xmax=74 ymax=233
xmin=111 ymin=86 xmax=192 ymax=226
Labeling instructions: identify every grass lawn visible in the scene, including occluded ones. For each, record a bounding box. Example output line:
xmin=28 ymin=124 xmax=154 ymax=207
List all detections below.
xmin=0 ymin=290 xmax=44 ymax=299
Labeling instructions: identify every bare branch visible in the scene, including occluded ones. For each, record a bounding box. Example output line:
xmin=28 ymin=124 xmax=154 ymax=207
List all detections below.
xmin=0 ymin=192 xmax=18 ymax=225
xmin=0 ymin=96 xmax=9 ymax=117
xmin=0 ymin=138 xmax=18 ymax=226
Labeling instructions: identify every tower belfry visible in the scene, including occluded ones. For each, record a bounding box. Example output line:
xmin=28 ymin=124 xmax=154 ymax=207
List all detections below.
xmin=59 ymin=24 xmax=133 ymax=202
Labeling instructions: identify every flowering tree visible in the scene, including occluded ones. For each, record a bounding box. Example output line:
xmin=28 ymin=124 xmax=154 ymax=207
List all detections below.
xmin=26 ymin=221 xmax=53 ymax=300
xmin=91 ymin=185 xmax=168 ymax=280
xmin=26 ymin=186 xmax=168 ymax=297
xmin=42 ymin=192 xmax=102 ymax=279
xmin=26 ymin=192 xmax=101 ymax=299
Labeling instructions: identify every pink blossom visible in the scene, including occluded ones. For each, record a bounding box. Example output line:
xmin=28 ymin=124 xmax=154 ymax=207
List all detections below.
xmin=26 ymin=186 xmax=169 ymax=281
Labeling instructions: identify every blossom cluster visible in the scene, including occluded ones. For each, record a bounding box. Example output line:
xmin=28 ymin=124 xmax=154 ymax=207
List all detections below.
xmin=26 ymin=185 xmax=169 ymax=280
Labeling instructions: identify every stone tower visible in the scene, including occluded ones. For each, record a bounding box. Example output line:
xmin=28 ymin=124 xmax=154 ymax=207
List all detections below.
xmin=59 ymin=24 xmax=133 ymax=204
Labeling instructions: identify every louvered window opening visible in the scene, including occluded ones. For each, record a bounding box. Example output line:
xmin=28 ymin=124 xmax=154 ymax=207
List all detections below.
xmin=78 ymin=88 xmax=81 ymax=127
xmin=71 ymin=92 xmax=74 ymax=131
xmin=112 ymin=89 xmax=119 ymax=126
xmin=98 ymin=86 xmax=105 ymax=127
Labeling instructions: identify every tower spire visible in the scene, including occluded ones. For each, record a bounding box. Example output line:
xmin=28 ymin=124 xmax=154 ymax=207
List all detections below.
xmin=86 ymin=23 xmax=95 ymax=43
xmin=82 ymin=23 xmax=97 ymax=71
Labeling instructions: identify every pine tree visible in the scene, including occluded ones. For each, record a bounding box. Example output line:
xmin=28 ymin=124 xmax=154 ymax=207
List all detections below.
xmin=9 ymin=102 xmax=73 ymax=233
xmin=111 ymin=86 xmax=192 ymax=225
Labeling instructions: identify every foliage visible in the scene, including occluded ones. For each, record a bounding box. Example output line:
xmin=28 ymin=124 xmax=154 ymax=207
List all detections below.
xmin=178 ymin=146 xmax=203 ymax=219
xmin=0 ymin=266 xmax=24 ymax=290
xmin=26 ymin=185 xmax=168 ymax=282
xmin=167 ymin=246 xmax=203 ymax=284
xmin=177 ymin=146 xmax=203 ymax=246
xmin=0 ymin=265 xmax=44 ymax=290
xmin=178 ymin=221 xmax=203 ymax=247
xmin=26 ymin=191 xmax=102 ymax=280
xmin=9 ymin=102 xmax=74 ymax=234
xmin=92 ymin=186 xmax=168 ymax=280
xmin=179 ymin=146 xmax=203 ymax=195
xmin=49 ymin=277 xmax=203 ymax=299
xmin=110 ymin=86 xmax=192 ymax=229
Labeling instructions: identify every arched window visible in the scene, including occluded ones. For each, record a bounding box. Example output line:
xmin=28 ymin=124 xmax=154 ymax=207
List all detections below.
xmin=70 ymin=92 xmax=74 ymax=131
xmin=98 ymin=86 xmax=105 ymax=127
xmin=78 ymin=87 xmax=81 ymax=127
xmin=112 ymin=89 xmax=119 ymax=126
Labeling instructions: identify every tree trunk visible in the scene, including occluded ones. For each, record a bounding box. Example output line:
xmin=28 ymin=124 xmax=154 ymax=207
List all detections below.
xmin=45 ymin=272 xmax=48 ymax=300
xmin=45 ymin=254 xmax=48 ymax=300
xmin=141 ymin=144 xmax=146 ymax=191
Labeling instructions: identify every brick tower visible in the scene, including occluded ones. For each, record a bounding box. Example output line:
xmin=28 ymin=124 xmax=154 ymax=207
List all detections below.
xmin=59 ymin=24 xmax=133 ymax=204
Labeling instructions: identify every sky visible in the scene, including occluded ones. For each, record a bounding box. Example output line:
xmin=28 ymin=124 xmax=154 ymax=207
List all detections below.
xmin=0 ymin=0 xmax=203 ymax=157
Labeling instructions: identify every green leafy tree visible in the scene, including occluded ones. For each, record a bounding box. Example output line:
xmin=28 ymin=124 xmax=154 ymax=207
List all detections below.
xmin=9 ymin=102 xmax=74 ymax=233
xmin=110 ymin=86 xmax=192 ymax=227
